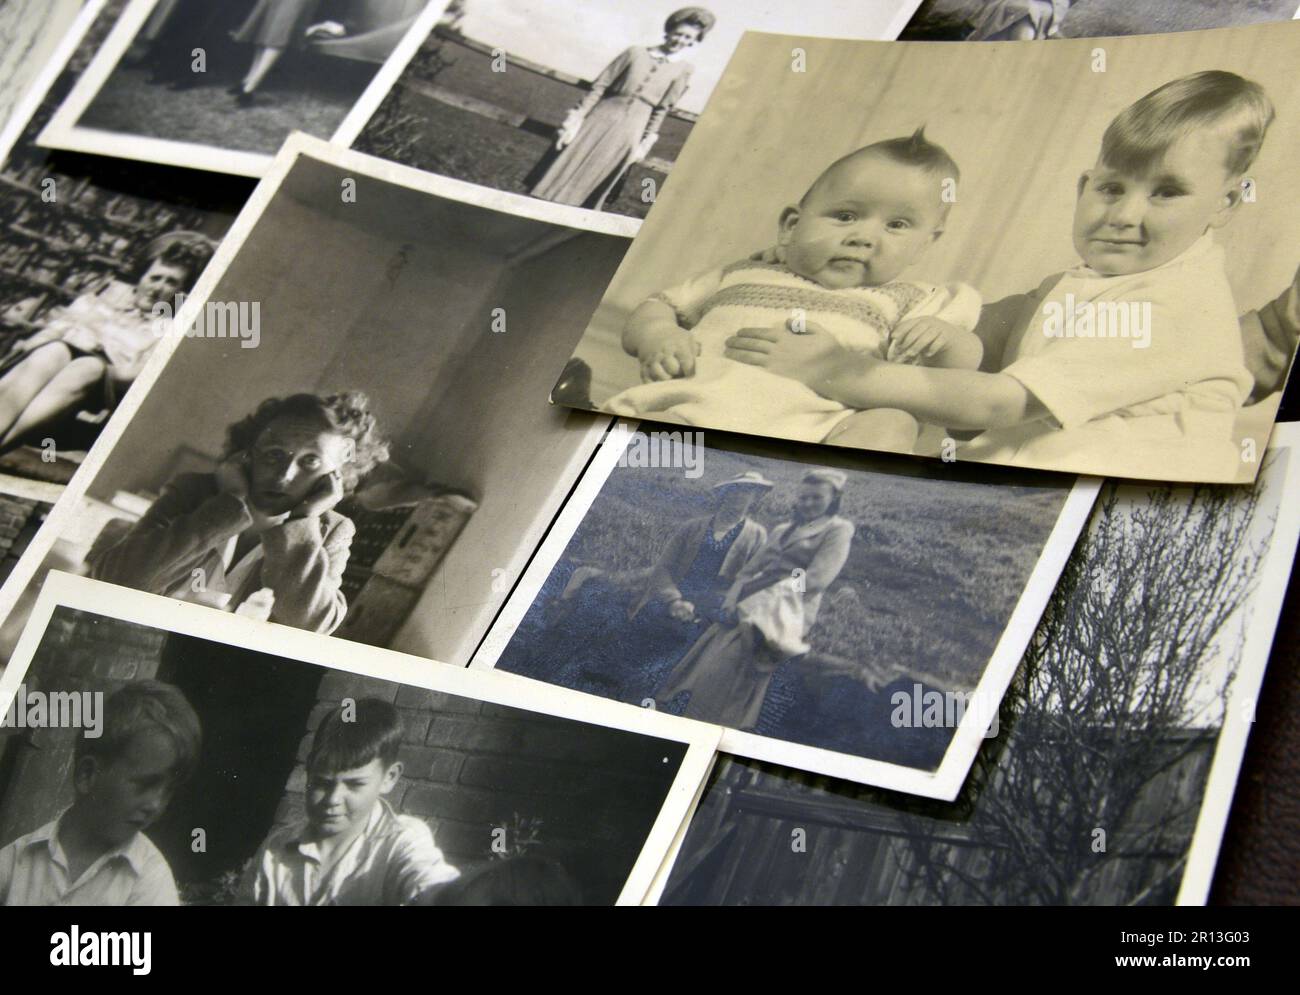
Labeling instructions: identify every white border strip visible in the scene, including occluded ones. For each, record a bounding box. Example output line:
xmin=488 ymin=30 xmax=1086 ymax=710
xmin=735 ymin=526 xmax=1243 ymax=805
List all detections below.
xmin=35 ymin=0 xmax=452 ymax=179
xmin=0 ymin=570 xmax=722 ymax=905
xmin=471 ymin=417 xmax=1100 ymax=801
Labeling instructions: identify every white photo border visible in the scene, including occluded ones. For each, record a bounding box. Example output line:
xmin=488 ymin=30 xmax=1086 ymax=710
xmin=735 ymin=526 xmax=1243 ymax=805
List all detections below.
xmin=0 ymin=133 xmax=622 ymax=653
xmin=0 ymin=570 xmax=722 ymax=906
xmin=35 ymin=0 xmax=454 ymax=179
xmin=471 ymin=417 xmax=1102 ymax=800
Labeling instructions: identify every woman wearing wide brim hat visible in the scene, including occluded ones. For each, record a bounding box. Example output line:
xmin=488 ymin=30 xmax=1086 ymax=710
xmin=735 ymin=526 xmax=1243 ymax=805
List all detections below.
xmin=497 ymin=463 xmax=771 ymax=703
xmin=657 ymin=468 xmax=855 ymax=729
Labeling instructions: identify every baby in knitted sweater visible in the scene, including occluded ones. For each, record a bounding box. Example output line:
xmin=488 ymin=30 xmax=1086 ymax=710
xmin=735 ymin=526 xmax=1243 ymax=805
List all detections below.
xmin=608 ymin=129 xmax=982 ymax=451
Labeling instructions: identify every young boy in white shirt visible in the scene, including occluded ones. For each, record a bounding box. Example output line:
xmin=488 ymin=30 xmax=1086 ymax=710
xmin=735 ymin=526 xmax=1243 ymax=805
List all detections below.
xmin=0 ymin=680 xmax=201 ymax=906
xmin=725 ymin=71 xmax=1273 ymax=481
xmin=242 ymin=697 xmax=458 ymax=905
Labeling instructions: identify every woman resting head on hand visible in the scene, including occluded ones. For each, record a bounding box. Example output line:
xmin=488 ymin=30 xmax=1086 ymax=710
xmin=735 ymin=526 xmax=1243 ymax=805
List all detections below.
xmin=91 ymin=391 xmax=388 ymax=634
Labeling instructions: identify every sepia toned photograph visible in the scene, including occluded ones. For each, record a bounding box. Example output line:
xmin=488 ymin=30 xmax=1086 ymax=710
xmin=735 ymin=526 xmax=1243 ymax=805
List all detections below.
xmin=0 ymin=136 xmax=629 ymax=669
xmin=657 ymin=424 xmax=1300 ymax=904
xmin=899 ymin=0 xmax=1300 ymax=42
xmin=1 ymin=0 xmax=251 ymax=495
xmin=473 ymin=423 xmax=1098 ymax=798
xmin=37 ymin=0 xmax=448 ymax=176
xmin=0 ymin=572 xmax=718 ymax=905
xmin=352 ymin=0 xmax=924 ymax=221
xmin=554 ymin=23 xmax=1300 ymax=483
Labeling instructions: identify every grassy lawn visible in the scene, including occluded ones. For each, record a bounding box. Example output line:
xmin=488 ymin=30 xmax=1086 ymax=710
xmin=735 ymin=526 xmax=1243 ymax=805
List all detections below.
xmin=355 ymin=86 xmax=661 ymax=220
xmin=78 ymin=63 xmax=366 ymax=155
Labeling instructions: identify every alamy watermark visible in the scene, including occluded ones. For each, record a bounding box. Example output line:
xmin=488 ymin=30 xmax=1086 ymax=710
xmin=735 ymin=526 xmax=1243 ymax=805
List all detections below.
xmin=2 ymin=684 xmax=103 ymax=738
xmin=613 ymin=422 xmax=704 ymax=479
xmin=1042 ymin=295 xmax=1151 ymax=349
xmin=890 ymin=682 xmax=1000 ymax=739
xmin=151 ymin=294 xmax=261 ymax=349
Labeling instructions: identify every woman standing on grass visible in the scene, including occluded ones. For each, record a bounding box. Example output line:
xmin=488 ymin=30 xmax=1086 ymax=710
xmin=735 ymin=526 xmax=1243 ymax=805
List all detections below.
xmin=527 ymin=7 xmax=715 ymax=211
xmin=656 ymin=469 xmax=854 ymax=730
xmin=229 ymin=0 xmax=322 ymax=106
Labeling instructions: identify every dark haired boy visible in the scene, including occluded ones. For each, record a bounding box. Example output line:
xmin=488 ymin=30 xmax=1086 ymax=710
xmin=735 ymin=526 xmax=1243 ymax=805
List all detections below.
xmin=0 ymin=680 xmax=201 ymax=906
xmin=242 ymin=697 xmax=458 ymax=905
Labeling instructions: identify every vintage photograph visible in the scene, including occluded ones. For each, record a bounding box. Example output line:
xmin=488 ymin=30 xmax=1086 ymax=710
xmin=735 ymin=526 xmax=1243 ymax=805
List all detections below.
xmin=351 ymin=0 xmax=924 ymax=221
xmin=473 ymin=424 xmax=1098 ymax=798
xmin=37 ymin=0 xmax=448 ymax=176
xmin=657 ymin=424 xmax=1300 ymax=904
xmin=0 ymin=135 xmax=628 ymax=669
xmin=899 ymin=0 xmax=1300 ymax=41
xmin=554 ymin=23 xmax=1300 ymax=483
xmin=1 ymin=0 xmax=250 ymax=494
xmin=0 ymin=572 xmax=718 ymax=905
xmin=0 ymin=0 xmax=87 ymax=139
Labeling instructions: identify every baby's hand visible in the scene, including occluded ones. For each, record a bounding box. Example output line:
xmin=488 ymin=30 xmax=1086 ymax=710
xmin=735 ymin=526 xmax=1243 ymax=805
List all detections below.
xmin=639 ymin=328 xmax=699 ymax=382
xmin=887 ymin=316 xmax=963 ymax=365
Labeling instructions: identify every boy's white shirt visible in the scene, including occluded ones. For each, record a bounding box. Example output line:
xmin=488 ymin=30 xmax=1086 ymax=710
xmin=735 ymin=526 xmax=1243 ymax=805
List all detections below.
xmin=0 ymin=810 xmax=180 ymax=906
xmin=246 ymin=797 xmax=459 ymax=906
xmin=960 ymin=232 xmax=1253 ymax=480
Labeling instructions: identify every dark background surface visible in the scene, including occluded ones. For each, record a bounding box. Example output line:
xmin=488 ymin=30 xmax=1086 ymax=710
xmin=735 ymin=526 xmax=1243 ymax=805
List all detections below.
xmin=1212 ymin=558 xmax=1300 ymax=904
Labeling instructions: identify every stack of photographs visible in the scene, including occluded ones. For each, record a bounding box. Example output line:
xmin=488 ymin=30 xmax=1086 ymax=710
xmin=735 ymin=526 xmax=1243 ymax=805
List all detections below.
xmin=1 ymin=0 xmax=1299 ymax=907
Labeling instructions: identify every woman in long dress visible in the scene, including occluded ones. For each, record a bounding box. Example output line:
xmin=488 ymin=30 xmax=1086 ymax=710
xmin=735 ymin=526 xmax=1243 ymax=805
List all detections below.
xmin=496 ymin=470 xmax=772 ymax=703
xmin=229 ymin=0 xmax=322 ymax=105
xmin=656 ymin=469 xmax=855 ymax=730
xmin=527 ymin=7 xmax=716 ymax=211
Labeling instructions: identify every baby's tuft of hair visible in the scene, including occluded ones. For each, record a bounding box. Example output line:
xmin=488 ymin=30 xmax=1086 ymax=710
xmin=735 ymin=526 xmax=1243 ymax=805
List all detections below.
xmin=802 ymin=127 xmax=960 ymax=213
xmin=76 ymin=680 xmax=203 ymax=782
xmin=308 ymin=697 xmax=404 ymax=774
xmin=1100 ymin=70 xmax=1274 ymax=179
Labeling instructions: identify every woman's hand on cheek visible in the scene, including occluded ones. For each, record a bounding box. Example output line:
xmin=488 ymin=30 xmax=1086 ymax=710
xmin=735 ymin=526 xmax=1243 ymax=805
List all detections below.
xmin=293 ymin=470 xmax=344 ymax=520
xmin=723 ymin=319 xmax=849 ymax=394
xmin=215 ymin=452 xmax=250 ymax=500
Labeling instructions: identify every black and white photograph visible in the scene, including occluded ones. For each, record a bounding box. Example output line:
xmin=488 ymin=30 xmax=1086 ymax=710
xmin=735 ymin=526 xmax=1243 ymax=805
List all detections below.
xmin=0 ymin=572 xmax=719 ymax=905
xmin=898 ymin=0 xmax=1300 ymax=42
xmin=554 ymin=23 xmax=1300 ymax=483
xmin=656 ymin=424 xmax=1300 ymax=904
xmin=351 ymin=0 xmax=925 ymax=222
xmin=1 ymin=0 xmax=252 ymax=495
xmin=36 ymin=0 xmax=449 ymax=176
xmin=0 ymin=135 xmax=630 ymax=668
xmin=473 ymin=423 xmax=1098 ymax=798
xmin=0 ymin=0 xmax=86 ymax=140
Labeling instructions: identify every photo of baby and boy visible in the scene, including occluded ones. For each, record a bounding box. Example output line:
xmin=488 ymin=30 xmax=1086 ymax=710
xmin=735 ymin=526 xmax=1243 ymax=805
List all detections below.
xmin=557 ymin=23 xmax=1300 ymax=483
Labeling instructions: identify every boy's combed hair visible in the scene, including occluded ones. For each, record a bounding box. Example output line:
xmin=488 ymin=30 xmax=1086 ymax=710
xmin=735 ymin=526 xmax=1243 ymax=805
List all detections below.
xmin=76 ymin=680 xmax=202 ymax=781
xmin=1101 ymin=70 xmax=1274 ymax=178
xmin=803 ymin=126 xmax=961 ymax=206
xmin=308 ymin=697 xmax=404 ymax=773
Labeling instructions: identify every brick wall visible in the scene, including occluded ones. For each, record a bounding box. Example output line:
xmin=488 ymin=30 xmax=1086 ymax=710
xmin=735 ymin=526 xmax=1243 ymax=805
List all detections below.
xmin=0 ymin=495 xmax=46 ymax=583
xmin=278 ymin=669 xmax=686 ymax=902
xmin=0 ymin=606 xmax=169 ymax=844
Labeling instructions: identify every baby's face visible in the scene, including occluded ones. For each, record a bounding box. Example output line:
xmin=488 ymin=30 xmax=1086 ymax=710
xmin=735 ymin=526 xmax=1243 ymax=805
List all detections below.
xmin=779 ymin=155 xmax=946 ymax=290
xmin=1073 ymin=130 xmax=1241 ymax=276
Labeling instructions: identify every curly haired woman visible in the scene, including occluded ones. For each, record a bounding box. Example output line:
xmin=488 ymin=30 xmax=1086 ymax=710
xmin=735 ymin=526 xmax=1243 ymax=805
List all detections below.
xmin=90 ymin=391 xmax=388 ymax=633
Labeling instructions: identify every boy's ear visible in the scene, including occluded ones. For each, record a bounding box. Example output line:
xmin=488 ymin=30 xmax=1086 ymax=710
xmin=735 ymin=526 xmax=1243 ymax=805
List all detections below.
xmin=379 ymin=760 xmax=403 ymax=794
xmin=777 ymin=206 xmax=800 ymax=246
xmin=1076 ymin=171 xmax=1092 ymax=198
xmin=73 ymin=755 xmax=99 ymax=796
xmin=1209 ymin=177 xmax=1246 ymax=230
